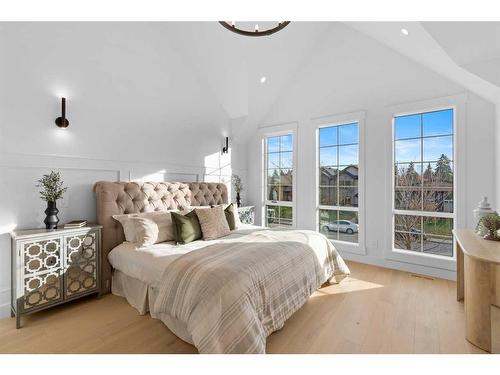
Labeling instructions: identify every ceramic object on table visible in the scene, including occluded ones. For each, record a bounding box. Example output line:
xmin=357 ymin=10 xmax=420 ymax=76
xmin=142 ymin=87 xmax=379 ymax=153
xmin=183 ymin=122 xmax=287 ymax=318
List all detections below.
xmin=473 ymin=197 xmax=495 ymax=235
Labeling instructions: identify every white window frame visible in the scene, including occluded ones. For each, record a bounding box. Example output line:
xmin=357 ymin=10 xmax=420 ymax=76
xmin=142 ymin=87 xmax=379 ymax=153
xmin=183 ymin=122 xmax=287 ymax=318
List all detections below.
xmin=260 ymin=123 xmax=298 ymax=228
xmin=386 ymin=93 xmax=466 ymax=271
xmin=313 ymin=111 xmax=366 ymax=255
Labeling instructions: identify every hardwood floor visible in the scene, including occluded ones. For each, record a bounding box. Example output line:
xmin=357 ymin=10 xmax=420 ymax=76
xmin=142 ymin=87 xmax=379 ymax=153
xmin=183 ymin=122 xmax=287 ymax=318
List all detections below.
xmin=0 ymin=261 xmax=486 ymax=354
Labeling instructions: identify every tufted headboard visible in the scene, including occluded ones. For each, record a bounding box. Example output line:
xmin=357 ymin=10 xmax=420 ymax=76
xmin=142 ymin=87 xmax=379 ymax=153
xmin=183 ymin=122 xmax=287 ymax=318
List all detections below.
xmin=93 ymin=181 xmax=228 ymax=293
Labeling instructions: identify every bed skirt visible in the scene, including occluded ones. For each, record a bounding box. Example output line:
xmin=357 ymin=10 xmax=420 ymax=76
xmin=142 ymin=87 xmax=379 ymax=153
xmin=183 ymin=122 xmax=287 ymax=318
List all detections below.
xmin=112 ymin=270 xmax=194 ymax=345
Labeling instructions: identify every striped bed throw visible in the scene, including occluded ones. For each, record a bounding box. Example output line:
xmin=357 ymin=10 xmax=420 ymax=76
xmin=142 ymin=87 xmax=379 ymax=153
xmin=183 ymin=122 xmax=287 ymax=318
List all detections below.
xmin=153 ymin=229 xmax=350 ymax=353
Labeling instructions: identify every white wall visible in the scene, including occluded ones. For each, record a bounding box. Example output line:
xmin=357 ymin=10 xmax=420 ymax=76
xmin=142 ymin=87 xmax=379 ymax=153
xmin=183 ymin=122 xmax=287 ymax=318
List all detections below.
xmin=246 ymin=26 xmax=497 ymax=280
xmin=0 ymin=23 xmax=247 ymax=318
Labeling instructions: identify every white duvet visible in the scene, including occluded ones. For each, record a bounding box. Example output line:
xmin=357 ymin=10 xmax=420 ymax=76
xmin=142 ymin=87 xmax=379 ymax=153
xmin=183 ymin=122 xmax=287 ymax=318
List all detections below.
xmin=108 ymin=224 xmax=265 ymax=286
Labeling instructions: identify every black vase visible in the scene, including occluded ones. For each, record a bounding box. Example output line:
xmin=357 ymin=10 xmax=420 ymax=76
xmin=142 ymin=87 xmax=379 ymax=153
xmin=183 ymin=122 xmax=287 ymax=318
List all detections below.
xmin=236 ymin=192 xmax=241 ymax=208
xmin=44 ymin=201 xmax=59 ymax=229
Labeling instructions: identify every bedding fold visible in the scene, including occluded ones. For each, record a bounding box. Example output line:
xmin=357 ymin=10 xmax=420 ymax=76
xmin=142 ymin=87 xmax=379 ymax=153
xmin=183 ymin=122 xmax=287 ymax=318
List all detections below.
xmin=153 ymin=229 xmax=350 ymax=354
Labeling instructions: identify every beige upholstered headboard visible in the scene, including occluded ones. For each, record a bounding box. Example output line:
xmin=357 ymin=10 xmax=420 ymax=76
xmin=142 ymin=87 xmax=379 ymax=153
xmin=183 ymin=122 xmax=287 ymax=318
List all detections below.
xmin=93 ymin=181 xmax=228 ymax=293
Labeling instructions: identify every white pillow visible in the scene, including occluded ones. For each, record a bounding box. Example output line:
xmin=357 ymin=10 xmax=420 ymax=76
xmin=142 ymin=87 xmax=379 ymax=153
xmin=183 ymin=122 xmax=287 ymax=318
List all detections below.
xmin=225 ymin=203 xmax=242 ymax=228
xmin=112 ymin=213 xmax=140 ymax=243
xmin=131 ymin=217 xmax=159 ymax=247
xmin=112 ymin=211 xmax=177 ymax=244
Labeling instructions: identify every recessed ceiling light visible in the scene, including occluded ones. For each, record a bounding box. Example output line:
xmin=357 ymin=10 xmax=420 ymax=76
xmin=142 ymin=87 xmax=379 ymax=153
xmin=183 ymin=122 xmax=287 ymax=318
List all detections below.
xmin=401 ymin=28 xmax=409 ymax=36
xmin=260 ymin=76 xmax=267 ymax=83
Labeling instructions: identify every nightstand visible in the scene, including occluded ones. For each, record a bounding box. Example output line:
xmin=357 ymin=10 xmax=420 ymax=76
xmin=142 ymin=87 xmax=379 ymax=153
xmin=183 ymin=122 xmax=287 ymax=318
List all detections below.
xmin=238 ymin=206 xmax=255 ymax=225
xmin=11 ymin=225 xmax=102 ymax=328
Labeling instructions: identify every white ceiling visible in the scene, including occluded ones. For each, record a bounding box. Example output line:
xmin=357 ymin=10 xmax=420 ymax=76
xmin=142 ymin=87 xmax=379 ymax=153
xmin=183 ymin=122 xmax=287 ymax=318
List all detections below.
xmin=262 ymin=22 xmax=464 ymax=126
xmin=422 ymin=22 xmax=500 ymax=66
xmin=347 ymin=22 xmax=500 ymax=104
xmin=2 ymin=21 xmax=498 ymax=147
xmin=158 ymin=22 xmax=331 ymax=136
xmin=160 ymin=21 xmax=500 ymax=136
xmin=422 ymin=22 xmax=500 ymax=87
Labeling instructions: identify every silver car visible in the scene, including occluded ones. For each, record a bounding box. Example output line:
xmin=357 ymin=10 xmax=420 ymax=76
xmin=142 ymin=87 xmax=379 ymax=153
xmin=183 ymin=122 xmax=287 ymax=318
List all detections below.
xmin=322 ymin=220 xmax=359 ymax=234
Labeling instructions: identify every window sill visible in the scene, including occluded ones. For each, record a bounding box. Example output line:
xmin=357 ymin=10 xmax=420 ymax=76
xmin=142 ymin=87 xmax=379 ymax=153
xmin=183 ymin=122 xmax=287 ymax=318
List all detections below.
xmin=387 ymin=247 xmax=456 ymax=271
xmin=329 ymin=239 xmax=366 ymax=255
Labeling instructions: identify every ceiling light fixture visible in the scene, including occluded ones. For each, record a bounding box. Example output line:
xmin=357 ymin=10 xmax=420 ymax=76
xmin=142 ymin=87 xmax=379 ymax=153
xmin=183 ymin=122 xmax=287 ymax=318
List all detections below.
xmin=260 ymin=76 xmax=267 ymax=84
xmin=219 ymin=21 xmax=291 ymax=37
xmin=401 ymin=28 xmax=409 ymax=36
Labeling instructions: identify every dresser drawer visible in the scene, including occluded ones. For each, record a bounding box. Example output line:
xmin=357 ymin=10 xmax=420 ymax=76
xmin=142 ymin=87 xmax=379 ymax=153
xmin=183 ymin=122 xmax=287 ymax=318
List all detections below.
xmin=64 ymin=231 xmax=99 ymax=298
xmin=17 ymin=237 xmax=64 ymax=312
xmin=22 ymin=238 xmax=62 ymax=275
xmin=22 ymin=270 xmax=63 ymax=311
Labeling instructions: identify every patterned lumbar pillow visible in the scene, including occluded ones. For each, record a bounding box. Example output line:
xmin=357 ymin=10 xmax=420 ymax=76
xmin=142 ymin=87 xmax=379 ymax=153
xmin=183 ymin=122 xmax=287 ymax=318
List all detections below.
xmin=195 ymin=205 xmax=231 ymax=240
xmin=171 ymin=210 xmax=202 ymax=244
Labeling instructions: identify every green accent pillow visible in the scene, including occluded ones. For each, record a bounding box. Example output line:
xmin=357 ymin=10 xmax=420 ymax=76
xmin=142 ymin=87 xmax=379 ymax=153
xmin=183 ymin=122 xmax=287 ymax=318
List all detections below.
xmin=171 ymin=210 xmax=202 ymax=244
xmin=224 ymin=203 xmax=237 ymax=230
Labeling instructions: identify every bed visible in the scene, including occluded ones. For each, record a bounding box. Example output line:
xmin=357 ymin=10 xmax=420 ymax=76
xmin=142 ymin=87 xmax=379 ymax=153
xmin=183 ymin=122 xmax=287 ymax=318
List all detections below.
xmin=94 ymin=181 xmax=350 ymax=353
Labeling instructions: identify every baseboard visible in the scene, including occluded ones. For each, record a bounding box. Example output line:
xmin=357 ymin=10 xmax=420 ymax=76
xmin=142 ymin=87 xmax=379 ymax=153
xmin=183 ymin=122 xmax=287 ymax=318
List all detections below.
xmin=0 ymin=303 xmax=11 ymax=319
xmin=339 ymin=251 xmax=457 ymax=281
xmin=0 ymin=287 xmax=11 ymax=319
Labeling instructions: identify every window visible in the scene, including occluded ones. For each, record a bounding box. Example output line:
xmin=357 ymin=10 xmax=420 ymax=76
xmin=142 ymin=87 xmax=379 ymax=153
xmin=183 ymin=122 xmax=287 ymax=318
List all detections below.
xmin=393 ymin=108 xmax=454 ymax=257
xmin=265 ymin=134 xmax=294 ymax=228
xmin=318 ymin=122 xmax=359 ymax=243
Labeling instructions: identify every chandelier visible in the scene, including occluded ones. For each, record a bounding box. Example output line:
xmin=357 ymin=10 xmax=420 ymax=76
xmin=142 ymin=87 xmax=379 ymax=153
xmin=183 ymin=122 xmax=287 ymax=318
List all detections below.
xmin=219 ymin=21 xmax=291 ymax=37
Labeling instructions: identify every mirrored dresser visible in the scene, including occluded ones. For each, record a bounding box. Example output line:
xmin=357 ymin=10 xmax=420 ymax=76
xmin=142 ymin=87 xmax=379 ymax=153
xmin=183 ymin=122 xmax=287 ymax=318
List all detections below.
xmin=11 ymin=225 xmax=102 ymax=328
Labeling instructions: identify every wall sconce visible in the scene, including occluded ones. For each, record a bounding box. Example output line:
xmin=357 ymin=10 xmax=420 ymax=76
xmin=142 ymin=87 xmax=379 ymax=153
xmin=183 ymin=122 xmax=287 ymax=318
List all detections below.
xmin=55 ymin=97 xmax=69 ymax=129
xmin=222 ymin=137 xmax=229 ymax=154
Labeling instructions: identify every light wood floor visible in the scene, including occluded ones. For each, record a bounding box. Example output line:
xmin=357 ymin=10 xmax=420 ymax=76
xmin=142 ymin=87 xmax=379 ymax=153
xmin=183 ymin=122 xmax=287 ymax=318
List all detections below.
xmin=0 ymin=261 xmax=486 ymax=354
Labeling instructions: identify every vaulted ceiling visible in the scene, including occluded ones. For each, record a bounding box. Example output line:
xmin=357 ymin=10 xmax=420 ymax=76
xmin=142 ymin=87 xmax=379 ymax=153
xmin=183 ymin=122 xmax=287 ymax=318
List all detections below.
xmin=1 ymin=21 xmax=498 ymax=149
xmin=157 ymin=22 xmax=332 ymax=136
xmin=162 ymin=21 xmax=499 ymax=136
xmin=423 ymin=22 xmax=500 ymax=87
xmin=347 ymin=22 xmax=500 ymax=104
